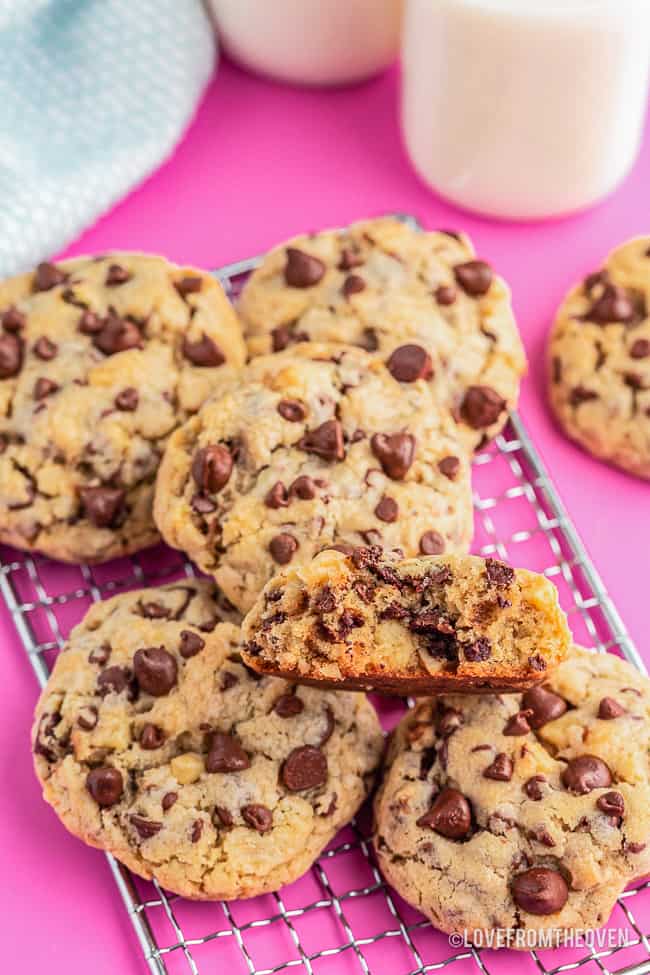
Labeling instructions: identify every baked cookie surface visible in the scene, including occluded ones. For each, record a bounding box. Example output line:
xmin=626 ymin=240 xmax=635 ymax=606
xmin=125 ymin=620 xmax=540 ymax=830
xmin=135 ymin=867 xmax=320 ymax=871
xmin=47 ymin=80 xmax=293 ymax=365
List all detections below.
xmin=373 ymin=646 xmax=650 ymax=946
xmin=0 ymin=254 xmax=245 ymax=563
xmin=548 ymin=236 xmax=650 ymax=479
xmin=241 ymin=550 xmax=571 ymax=694
xmin=239 ymin=217 xmax=526 ymax=448
xmin=32 ymin=580 xmax=383 ymax=900
xmin=154 ymin=343 xmax=474 ymax=614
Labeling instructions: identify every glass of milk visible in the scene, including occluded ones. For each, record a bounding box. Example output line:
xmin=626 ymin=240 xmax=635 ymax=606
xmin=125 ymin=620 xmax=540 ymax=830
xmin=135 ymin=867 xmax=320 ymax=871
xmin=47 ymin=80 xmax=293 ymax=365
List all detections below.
xmin=207 ymin=0 xmax=403 ymax=87
xmin=401 ymin=0 xmax=650 ymax=220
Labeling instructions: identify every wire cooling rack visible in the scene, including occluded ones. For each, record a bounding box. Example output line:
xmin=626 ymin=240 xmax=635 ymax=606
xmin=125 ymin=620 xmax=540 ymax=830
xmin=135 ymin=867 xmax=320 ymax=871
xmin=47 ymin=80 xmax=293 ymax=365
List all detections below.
xmin=3 ymin=228 xmax=650 ymax=975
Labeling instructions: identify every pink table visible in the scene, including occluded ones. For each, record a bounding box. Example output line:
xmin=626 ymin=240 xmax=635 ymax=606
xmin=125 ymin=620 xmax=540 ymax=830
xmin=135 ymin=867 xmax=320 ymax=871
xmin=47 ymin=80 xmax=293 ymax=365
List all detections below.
xmin=3 ymin=60 xmax=649 ymax=974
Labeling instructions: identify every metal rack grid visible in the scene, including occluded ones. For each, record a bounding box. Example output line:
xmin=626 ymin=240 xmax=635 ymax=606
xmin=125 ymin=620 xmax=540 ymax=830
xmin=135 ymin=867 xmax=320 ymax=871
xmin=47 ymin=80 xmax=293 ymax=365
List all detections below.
xmin=3 ymin=241 xmax=650 ymax=975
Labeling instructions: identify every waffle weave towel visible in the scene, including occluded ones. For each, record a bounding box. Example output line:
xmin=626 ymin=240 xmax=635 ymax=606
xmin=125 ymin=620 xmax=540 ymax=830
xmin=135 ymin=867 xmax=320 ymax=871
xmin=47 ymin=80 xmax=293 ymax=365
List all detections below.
xmin=0 ymin=0 xmax=216 ymax=276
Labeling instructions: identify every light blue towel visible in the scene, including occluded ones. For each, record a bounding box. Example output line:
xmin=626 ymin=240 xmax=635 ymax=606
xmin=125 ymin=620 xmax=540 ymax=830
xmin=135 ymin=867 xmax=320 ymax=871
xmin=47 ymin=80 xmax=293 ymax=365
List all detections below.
xmin=0 ymin=0 xmax=216 ymax=276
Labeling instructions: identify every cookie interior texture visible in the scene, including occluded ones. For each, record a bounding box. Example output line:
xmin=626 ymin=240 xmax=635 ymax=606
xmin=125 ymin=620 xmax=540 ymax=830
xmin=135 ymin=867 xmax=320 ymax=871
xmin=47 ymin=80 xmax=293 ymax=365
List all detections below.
xmin=548 ymin=235 xmax=650 ymax=479
xmin=373 ymin=645 xmax=650 ymax=946
xmin=241 ymin=549 xmax=571 ymax=694
xmin=32 ymin=580 xmax=383 ymax=900
xmin=239 ymin=216 xmax=527 ymax=449
xmin=153 ymin=342 xmax=474 ymax=614
xmin=0 ymin=254 xmax=245 ymax=563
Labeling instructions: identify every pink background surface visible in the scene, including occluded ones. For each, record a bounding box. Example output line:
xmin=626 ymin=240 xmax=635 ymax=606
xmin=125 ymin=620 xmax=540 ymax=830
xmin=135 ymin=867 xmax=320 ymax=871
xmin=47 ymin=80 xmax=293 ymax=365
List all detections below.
xmin=2 ymin=59 xmax=649 ymax=972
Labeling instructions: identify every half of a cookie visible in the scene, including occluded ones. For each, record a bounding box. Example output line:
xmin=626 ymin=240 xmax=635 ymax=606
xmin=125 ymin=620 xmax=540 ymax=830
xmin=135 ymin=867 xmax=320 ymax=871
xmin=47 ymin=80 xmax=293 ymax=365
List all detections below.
xmin=32 ymin=580 xmax=383 ymax=900
xmin=373 ymin=646 xmax=650 ymax=947
xmin=241 ymin=549 xmax=571 ymax=694
xmin=0 ymin=253 xmax=245 ymax=563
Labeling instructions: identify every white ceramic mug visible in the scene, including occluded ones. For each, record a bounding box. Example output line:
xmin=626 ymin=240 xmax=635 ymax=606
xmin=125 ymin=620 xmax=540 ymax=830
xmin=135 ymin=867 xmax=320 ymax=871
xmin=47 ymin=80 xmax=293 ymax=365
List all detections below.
xmin=206 ymin=0 xmax=403 ymax=87
xmin=401 ymin=0 xmax=650 ymax=220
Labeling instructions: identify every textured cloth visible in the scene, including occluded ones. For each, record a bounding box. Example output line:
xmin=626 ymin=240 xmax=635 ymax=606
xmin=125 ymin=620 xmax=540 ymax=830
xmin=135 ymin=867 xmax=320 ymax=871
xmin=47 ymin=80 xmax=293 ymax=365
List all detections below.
xmin=0 ymin=0 xmax=216 ymax=276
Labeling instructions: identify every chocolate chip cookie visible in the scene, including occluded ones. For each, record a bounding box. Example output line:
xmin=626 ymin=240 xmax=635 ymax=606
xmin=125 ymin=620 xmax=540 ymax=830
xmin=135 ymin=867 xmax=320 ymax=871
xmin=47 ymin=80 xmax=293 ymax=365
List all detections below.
xmin=373 ymin=646 xmax=650 ymax=946
xmin=0 ymin=254 xmax=246 ymax=563
xmin=33 ymin=580 xmax=383 ymax=900
xmin=239 ymin=217 xmax=526 ymax=448
xmin=548 ymin=236 xmax=650 ymax=479
xmin=241 ymin=549 xmax=570 ymax=693
xmin=154 ymin=343 xmax=474 ymax=614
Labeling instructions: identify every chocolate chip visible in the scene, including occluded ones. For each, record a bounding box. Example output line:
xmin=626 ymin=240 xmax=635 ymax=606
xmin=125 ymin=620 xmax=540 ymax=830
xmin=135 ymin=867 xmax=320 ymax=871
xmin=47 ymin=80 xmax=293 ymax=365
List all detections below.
xmin=271 ymin=326 xmax=291 ymax=352
xmin=94 ymin=312 xmax=143 ymax=356
xmin=386 ymin=344 xmax=433 ymax=383
xmin=241 ymin=804 xmax=273 ymax=833
xmin=269 ymin=532 xmax=299 ymax=565
xmin=130 ymin=815 xmax=162 ymax=839
xmin=464 ymin=637 xmax=491 ymax=662
xmin=140 ymin=723 xmax=166 ymax=750
xmin=175 ymin=276 xmax=203 ymax=297
xmin=436 ymin=707 xmax=463 ymax=737
xmin=206 ymin=732 xmax=251 ymax=773
xmin=213 ymin=805 xmax=233 ymax=827
xmin=419 ymin=531 xmax=445 ymax=555
xmin=282 ymin=745 xmax=327 ymax=791
xmin=289 ymin=475 xmax=317 ymax=500
xmin=375 ymin=495 xmax=398 ymax=522
xmin=105 ymin=264 xmax=131 ymax=286
xmin=585 ymin=284 xmax=636 ymax=324
xmin=179 ymin=630 xmax=205 ymax=659
xmin=460 ymin=385 xmax=505 ymax=429
xmin=191 ymin=819 xmax=204 ymax=843
xmin=438 ymin=456 xmax=460 ymax=480
xmin=97 ymin=666 xmax=131 ymax=696
xmin=314 ymin=585 xmax=336 ymax=614
xmin=485 ymin=558 xmax=514 ymax=589
xmin=162 ymin=792 xmax=178 ymax=811
xmin=133 ymin=647 xmax=178 ymax=697
xmin=299 ymin=419 xmax=345 ymax=462
xmin=34 ymin=377 xmax=59 ymax=400
xmin=524 ymin=775 xmax=547 ymax=800
xmin=454 ymin=260 xmax=493 ymax=296
xmin=435 ymin=285 xmax=457 ymax=306
xmin=528 ymin=653 xmax=547 ymax=672
xmin=338 ymin=248 xmax=364 ymax=270
xmin=284 ymin=248 xmax=326 ymax=287
xmin=0 ymin=332 xmax=23 ymax=378
xmin=511 ymin=867 xmax=568 ymax=915
xmin=33 ymin=337 xmax=58 ymax=360
xmin=277 ymin=399 xmax=306 ymax=422
xmin=522 ymin=685 xmax=568 ymax=729
xmin=89 ymin=644 xmax=110 ymax=666
xmin=598 ymin=697 xmax=627 ymax=719
xmin=630 ymin=339 xmax=650 ymax=359
xmin=570 ymin=385 xmax=598 ymax=407
xmin=182 ymin=333 xmax=225 ymax=367
xmin=138 ymin=601 xmax=170 ymax=620
xmin=86 ymin=767 xmax=123 ymax=807
xmin=34 ymin=262 xmax=67 ymax=292
xmin=274 ymin=694 xmax=304 ymax=717
xmin=115 ymin=387 xmax=138 ymax=411
xmin=342 ymin=274 xmax=365 ymax=297
xmin=416 ymin=788 xmax=472 ymax=839
xmin=221 ymin=672 xmax=238 ymax=691
xmin=78 ymin=310 xmax=103 ymax=334
xmin=77 ymin=705 xmax=98 ymax=730
xmin=361 ymin=327 xmax=378 ymax=352
xmin=265 ymin=481 xmax=289 ymax=509
xmin=191 ymin=445 xmax=233 ymax=493
xmin=597 ymin=791 xmax=625 ymax=819
xmin=504 ymin=710 xmax=533 ymax=736
xmin=627 ymin=842 xmax=647 ymax=853
xmin=79 ymin=486 xmax=125 ymax=528
xmin=371 ymin=432 xmax=415 ymax=480
xmin=561 ymin=755 xmax=612 ymax=794
xmin=2 ymin=307 xmax=26 ymax=332
xmin=483 ymin=752 xmax=513 ymax=781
